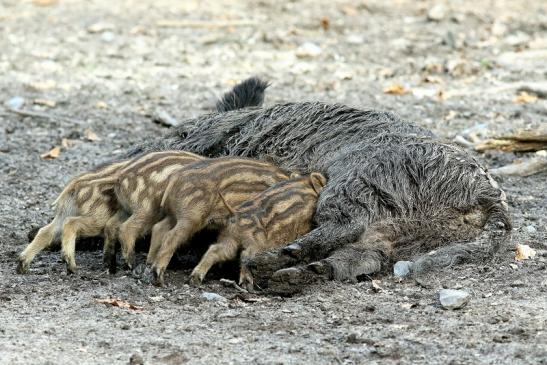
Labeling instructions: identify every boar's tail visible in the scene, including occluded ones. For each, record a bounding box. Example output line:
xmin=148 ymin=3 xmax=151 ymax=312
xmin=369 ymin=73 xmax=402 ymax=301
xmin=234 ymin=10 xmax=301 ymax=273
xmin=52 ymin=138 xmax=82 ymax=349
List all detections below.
xmin=215 ymin=76 xmax=269 ymax=112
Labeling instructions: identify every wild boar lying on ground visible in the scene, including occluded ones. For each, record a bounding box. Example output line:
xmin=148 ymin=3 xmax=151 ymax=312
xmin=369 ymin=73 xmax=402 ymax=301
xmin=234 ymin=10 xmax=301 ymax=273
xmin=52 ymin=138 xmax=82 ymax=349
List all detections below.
xmin=130 ymin=77 xmax=512 ymax=293
xmin=147 ymin=157 xmax=294 ymax=286
xmin=17 ymin=159 xmax=130 ymax=273
xmin=102 ymin=150 xmax=204 ymax=272
xmin=189 ymin=172 xmax=327 ymax=290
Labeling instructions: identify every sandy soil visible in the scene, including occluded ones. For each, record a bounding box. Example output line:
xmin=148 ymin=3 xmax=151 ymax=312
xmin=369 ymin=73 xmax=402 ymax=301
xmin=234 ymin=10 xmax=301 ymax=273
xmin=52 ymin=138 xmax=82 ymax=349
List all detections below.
xmin=0 ymin=1 xmax=546 ymax=364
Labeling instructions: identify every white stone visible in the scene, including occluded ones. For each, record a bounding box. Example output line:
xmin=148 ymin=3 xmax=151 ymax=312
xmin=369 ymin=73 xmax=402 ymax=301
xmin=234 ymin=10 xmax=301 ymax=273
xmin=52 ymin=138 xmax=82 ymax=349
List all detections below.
xmin=393 ymin=261 xmax=413 ymax=277
xmin=439 ymin=289 xmax=470 ymax=309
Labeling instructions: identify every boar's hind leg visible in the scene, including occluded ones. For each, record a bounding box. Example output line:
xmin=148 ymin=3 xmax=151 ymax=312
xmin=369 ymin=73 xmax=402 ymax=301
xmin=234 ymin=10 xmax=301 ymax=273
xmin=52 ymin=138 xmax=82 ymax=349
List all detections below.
xmin=268 ymin=228 xmax=393 ymax=295
xmin=247 ymin=222 xmax=364 ymax=287
xmin=60 ymin=216 xmax=103 ymax=273
xmin=17 ymin=221 xmax=59 ymax=274
xmin=189 ymin=238 xmax=239 ymax=286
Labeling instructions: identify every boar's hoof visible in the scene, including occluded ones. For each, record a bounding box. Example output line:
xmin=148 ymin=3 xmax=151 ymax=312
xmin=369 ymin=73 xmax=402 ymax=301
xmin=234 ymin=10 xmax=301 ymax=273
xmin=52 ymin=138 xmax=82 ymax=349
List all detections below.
xmin=16 ymin=258 xmax=29 ymax=274
xmin=268 ymin=263 xmax=331 ymax=295
xmin=307 ymin=260 xmax=334 ymax=278
xmin=281 ymin=243 xmax=303 ymax=258
xmin=247 ymin=249 xmax=300 ymax=286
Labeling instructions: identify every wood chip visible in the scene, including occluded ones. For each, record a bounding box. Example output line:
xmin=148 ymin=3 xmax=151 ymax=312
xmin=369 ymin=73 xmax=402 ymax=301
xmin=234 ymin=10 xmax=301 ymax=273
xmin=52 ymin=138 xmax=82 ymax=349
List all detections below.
xmin=32 ymin=0 xmax=58 ymax=6
xmin=33 ymin=99 xmax=57 ymax=108
xmin=84 ymin=129 xmax=101 ymax=142
xmin=514 ymin=91 xmax=538 ymax=104
xmin=40 ymin=146 xmax=61 ymax=159
xmin=156 ymin=20 xmax=257 ymax=29
xmin=383 ymin=84 xmax=410 ymax=95
xmin=371 ymin=280 xmax=383 ymax=292
xmin=61 ymin=138 xmax=80 ymax=148
xmin=95 ymin=298 xmax=143 ymax=310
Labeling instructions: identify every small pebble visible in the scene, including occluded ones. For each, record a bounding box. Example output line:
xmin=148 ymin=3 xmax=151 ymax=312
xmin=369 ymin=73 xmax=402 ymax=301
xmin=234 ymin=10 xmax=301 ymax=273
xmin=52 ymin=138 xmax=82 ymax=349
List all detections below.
xmin=393 ymin=261 xmax=413 ymax=278
xmin=439 ymin=289 xmax=470 ymax=310
xmin=201 ymin=292 xmax=227 ymax=302
xmin=525 ymin=225 xmax=537 ymax=234
xmin=427 ymin=4 xmax=447 ymax=21
xmin=295 ymin=42 xmax=322 ymax=58
xmin=5 ymin=96 xmax=25 ymax=110
xmin=129 ymin=353 xmax=144 ymax=365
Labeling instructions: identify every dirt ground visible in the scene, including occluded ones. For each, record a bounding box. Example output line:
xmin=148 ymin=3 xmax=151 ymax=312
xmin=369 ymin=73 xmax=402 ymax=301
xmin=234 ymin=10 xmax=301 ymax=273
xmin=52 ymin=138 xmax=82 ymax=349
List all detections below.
xmin=1 ymin=0 xmax=546 ymax=364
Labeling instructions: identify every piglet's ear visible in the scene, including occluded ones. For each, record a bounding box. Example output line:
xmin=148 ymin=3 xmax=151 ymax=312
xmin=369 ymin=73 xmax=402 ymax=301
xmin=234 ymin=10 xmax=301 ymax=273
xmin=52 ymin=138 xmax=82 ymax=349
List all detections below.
xmin=289 ymin=171 xmax=301 ymax=178
xmin=309 ymin=172 xmax=327 ymax=195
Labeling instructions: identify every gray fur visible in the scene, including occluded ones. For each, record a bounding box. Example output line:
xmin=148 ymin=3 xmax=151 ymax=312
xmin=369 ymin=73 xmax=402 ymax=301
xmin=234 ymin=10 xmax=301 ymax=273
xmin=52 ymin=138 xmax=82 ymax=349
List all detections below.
xmin=129 ymin=80 xmax=511 ymax=290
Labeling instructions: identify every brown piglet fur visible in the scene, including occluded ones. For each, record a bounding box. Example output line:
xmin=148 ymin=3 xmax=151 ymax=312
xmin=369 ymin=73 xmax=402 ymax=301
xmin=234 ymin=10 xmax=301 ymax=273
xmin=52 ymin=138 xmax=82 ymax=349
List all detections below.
xmin=17 ymin=159 xmax=130 ymax=273
xmin=189 ymin=172 xmax=327 ymax=290
xmin=103 ymin=150 xmax=205 ymax=270
xmin=148 ymin=157 xmax=295 ymax=286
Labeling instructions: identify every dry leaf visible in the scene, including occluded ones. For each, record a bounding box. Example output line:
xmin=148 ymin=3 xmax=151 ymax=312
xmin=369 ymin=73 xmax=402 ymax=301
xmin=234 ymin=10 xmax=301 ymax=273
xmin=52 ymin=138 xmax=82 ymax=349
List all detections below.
xmin=515 ymin=244 xmax=536 ymax=261
xmin=32 ymin=0 xmax=58 ymax=6
xmin=41 ymin=146 xmax=61 ymax=159
xmin=95 ymin=298 xmax=143 ymax=310
xmin=341 ymin=5 xmax=358 ymax=16
xmin=61 ymin=138 xmax=78 ymax=148
xmin=371 ymin=280 xmax=383 ymax=292
xmin=514 ymin=91 xmax=538 ymax=104
xmin=423 ymin=75 xmax=443 ymax=84
xmin=400 ymin=303 xmax=418 ymax=309
xmin=320 ymin=17 xmax=330 ymax=31
xmin=87 ymin=23 xmax=114 ymax=33
xmin=84 ymin=129 xmax=101 ymax=142
xmin=27 ymin=80 xmax=57 ymax=91
xmin=33 ymin=98 xmax=57 ymax=108
xmin=383 ymin=84 xmax=410 ymax=95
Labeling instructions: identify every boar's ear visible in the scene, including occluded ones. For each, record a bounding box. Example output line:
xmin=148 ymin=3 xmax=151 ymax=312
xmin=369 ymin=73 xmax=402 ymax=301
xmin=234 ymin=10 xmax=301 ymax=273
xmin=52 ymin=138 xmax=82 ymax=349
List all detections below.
xmin=309 ymin=172 xmax=327 ymax=195
xmin=219 ymin=192 xmax=236 ymax=215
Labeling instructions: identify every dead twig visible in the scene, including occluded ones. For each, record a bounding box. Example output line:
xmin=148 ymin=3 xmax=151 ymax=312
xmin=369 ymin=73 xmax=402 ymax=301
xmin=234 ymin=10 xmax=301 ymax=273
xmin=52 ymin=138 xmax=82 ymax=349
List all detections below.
xmin=157 ymin=20 xmax=258 ymax=29
xmin=219 ymin=278 xmax=248 ymax=293
xmin=490 ymin=152 xmax=547 ymax=177
xmin=5 ymin=107 xmax=85 ymax=126
xmin=475 ymin=126 xmax=547 ymax=152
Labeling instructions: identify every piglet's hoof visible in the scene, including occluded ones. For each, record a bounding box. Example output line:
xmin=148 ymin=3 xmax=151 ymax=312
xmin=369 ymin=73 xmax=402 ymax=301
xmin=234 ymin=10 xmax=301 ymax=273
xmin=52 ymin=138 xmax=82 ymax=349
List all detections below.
xmin=188 ymin=273 xmax=203 ymax=287
xmin=16 ymin=258 xmax=28 ymax=275
xmin=152 ymin=268 xmax=165 ymax=287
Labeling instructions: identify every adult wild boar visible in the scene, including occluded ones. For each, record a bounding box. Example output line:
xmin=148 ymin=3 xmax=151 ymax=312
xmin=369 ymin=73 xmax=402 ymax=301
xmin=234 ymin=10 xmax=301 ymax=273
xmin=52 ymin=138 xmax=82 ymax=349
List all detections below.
xmin=129 ymin=77 xmax=511 ymax=292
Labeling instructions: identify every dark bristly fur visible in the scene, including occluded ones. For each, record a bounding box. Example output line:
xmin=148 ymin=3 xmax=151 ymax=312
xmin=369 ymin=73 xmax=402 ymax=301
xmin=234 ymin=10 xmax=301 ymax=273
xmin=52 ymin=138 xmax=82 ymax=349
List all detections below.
xmin=128 ymin=77 xmax=512 ymax=293
xmin=215 ymin=77 xmax=269 ymax=113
